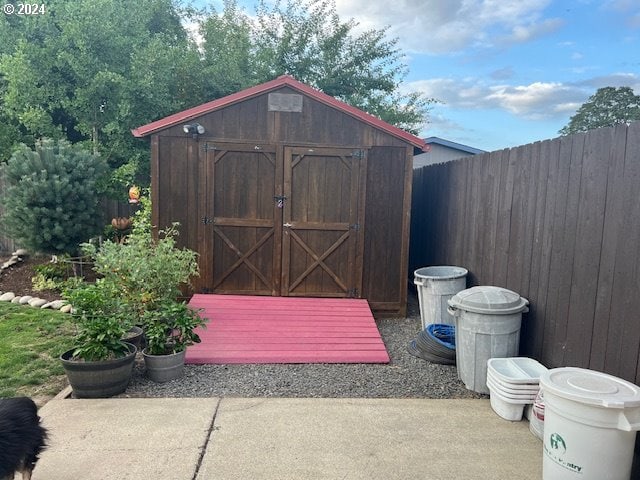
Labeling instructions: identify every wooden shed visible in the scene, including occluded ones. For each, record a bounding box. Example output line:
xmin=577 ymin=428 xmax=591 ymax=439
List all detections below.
xmin=132 ymin=75 xmax=425 ymax=316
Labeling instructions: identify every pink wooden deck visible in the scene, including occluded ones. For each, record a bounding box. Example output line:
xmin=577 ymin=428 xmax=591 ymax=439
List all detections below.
xmin=185 ymin=294 xmax=390 ymax=364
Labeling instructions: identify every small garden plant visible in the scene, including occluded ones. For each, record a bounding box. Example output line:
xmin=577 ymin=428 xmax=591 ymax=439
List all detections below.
xmin=62 ymin=280 xmax=131 ymax=361
xmin=143 ymin=300 xmax=205 ymax=355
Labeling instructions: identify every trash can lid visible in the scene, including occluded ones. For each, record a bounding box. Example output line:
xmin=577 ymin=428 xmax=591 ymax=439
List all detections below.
xmin=447 ymin=286 xmax=528 ymax=314
xmin=540 ymin=367 xmax=640 ymax=409
xmin=414 ymin=266 xmax=468 ymax=281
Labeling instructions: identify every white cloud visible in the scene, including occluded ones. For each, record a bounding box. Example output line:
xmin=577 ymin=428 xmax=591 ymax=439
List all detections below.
xmin=406 ymin=77 xmax=607 ymax=119
xmin=334 ymin=0 xmax=562 ymax=54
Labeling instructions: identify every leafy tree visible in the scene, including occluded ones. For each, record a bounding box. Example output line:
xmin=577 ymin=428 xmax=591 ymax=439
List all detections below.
xmin=200 ymin=0 xmax=433 ymax=134
xmin=199 ymin=0 xmax=255 ymax=98
xmin=0 ymin=138 xmax=108 ymax=254
xmin=0 ymin=0 xmax=433 ymax=194
xmin=0 ymin=0 xmax=204 ymax=198
xmin=559 ymin=86 xmax=640 ymax=135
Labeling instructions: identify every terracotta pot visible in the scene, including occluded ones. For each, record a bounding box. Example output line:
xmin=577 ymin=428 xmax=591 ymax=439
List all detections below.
xmin=111 ymin=217 xmax=132 ymax=230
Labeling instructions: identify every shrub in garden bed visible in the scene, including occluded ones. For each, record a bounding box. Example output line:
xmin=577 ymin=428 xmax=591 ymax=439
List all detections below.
xmin=81 ymin=195 xmax=199 ymax=325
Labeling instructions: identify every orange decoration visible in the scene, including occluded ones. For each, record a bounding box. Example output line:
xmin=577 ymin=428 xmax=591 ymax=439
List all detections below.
xmin=128 ymin=185 xmax=140 ymax=204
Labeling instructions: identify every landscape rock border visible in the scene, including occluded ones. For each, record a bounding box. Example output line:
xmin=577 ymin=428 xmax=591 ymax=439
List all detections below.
xmin=0 ymin=290 xmax=71 ymax=313
xmin=0 ymin=249 xmax=72 ymax=313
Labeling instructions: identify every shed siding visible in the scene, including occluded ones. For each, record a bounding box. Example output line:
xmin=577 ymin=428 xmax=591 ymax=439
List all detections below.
xmin=148 ymin=84 xmax=415 ymax=315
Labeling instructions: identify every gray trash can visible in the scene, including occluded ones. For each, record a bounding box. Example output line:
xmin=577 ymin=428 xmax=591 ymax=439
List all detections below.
xmin=414 ymin=266 xmax=468 ymax=329
xmin=447 ymin=286 xmax=529 ymax=394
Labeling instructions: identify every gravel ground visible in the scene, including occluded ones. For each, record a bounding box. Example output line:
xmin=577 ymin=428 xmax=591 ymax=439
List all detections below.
xmin=120 ymin=294 xmax=486 ymax=399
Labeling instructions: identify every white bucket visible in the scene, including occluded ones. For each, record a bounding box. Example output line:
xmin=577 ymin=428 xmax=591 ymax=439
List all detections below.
xmin=487 ymin=357 xmax=548 ymax=384
xmin=414 ymin=266 xmax=467 ymax=329
xmin=540 ymin=367 xmax=640 ymax=480
xmin=486 ymin=375 xmax=539 ymax=398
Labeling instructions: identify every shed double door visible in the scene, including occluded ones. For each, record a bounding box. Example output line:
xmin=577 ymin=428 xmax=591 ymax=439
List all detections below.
xmin=206 ymin=143 xmax=366 ymax=298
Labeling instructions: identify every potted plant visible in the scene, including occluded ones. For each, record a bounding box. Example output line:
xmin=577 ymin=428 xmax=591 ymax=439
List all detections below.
xmin=142 ymin=300 xmax=207 ymax=382
xmin=84 ymin=194 xmax=200 ymax=327
xmin=60 ymin=280 xmax=137 ymax=398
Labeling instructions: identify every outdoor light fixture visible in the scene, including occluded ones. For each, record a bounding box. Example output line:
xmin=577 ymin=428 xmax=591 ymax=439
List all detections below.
xmin=183 ymin=123 xmax=205 ymax=138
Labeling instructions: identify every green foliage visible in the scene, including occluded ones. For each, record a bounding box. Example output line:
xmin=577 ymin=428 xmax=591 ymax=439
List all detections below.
xmin=31 ymin=257 xmax=71 ymax=291
xmin=559 ymin=87 xmax=640 ymax=135
xmin=200 ymin=0 xmax=433 ymax=134
xmin=199 ymin=0 xmax=254 ymax=97
xmin=143 ymin=300 xmax=206 ymax=355
xmin=0 ymin=138 xmax=108 ymax=254
xmin=34 ymin=259 xmax=69 ymax=281
xmin=62 ymin=280 xmax=131 ymax=361
xmin=0 ymin=0 xmax=204 ymax=192
xmin=83 ymin=194 xmax=199 ymax=325
xmin=0 ymin=0 xmax=432 ymax=182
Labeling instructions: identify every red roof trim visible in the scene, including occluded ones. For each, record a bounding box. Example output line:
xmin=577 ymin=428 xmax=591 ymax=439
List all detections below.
xmin=131 ymin=75 xmax=426 ymax=150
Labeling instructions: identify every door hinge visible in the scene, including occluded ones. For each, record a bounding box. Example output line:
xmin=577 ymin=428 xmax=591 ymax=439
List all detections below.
xmin=202 ymin=143 xmax=216 ymax=152
xmin=350 ymin=223 xmax=360 ymax=231
xmin=201 ymin=216 xmax=213 ymax=225
xmin=352 ymin=149 xmax=366 ymax=160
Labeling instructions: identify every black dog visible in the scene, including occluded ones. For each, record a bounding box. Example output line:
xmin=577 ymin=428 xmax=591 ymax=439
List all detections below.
xmin=0 ymin=397 xmax=47 ymax=480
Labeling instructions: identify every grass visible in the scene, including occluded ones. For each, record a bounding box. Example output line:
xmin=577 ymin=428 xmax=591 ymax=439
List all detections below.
xmin=0 ymin=302 xmax=76 ymax=399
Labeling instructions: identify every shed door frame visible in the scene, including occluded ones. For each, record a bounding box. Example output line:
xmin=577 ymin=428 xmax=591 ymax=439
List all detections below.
xmin=281 ymin=146 xmax=367 ymax=297
xmin=204 ymin=141 xmax=366 ymax=298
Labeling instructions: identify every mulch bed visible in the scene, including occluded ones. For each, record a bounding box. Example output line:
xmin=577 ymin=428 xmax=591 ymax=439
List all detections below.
xmin=0 ymin=255 xmax=64 ymax=302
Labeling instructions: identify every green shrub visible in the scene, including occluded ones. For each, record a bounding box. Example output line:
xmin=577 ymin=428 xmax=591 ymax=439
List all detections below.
xmin=83 ymin=195 xmax=199 ymax=324
xmin=62 ymin=280 xmax=131 ymax=361
xmin=31 ymin=256 xmax=73 ymax=291
xmin=0 ymin=138 xmax=108 ymax=254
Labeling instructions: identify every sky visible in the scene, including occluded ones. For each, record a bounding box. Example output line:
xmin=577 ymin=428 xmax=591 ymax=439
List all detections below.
xmin=203 ymin=0 xmax=640 ymax=152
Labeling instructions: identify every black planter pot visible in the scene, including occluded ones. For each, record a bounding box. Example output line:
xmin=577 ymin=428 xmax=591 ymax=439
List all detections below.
xmin=122 ymin=326 xmax=144 ymax=350
xmin=60 ymin=342 xmax=137 ymax=398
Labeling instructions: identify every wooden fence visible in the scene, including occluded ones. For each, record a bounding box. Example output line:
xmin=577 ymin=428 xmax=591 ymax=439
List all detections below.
xmin=410 ymin=122 xmax=640 ymax=385
xmin=0 ymin=174 xmax=17 ymax=254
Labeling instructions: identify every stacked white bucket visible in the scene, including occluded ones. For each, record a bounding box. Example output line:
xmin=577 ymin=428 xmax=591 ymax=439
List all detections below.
xmin=486 ymin=357 xmax=548 ymax=422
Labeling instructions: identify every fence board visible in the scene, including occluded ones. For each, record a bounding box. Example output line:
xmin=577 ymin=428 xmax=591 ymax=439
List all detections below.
xmin=478 ymin=151 xmax=502 ymax=282
xmin=410 ymin=122 xmax=640 ymax=385
xmin=616 ymin=122 xmax=640 ymax=381
xmin=564 ymin=127 xmax=611 ymax=367
xmin=592 ymin=123 xmax=628 ymax=372
xmin=540 ymin=135 xmax=573 ymax=362
xmin=492 ymin=148 xmax=516 ymax=285
xmin=531 ymin=138 xmax=561 ymax=357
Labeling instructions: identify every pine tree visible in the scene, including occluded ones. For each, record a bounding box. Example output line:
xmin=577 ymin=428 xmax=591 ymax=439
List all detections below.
xmin=0 ymin=138 xmax=108 ymax=254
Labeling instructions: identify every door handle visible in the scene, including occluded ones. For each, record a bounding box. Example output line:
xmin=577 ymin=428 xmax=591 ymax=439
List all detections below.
xmin=283 ymin=223 xmax=292 ymax=228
